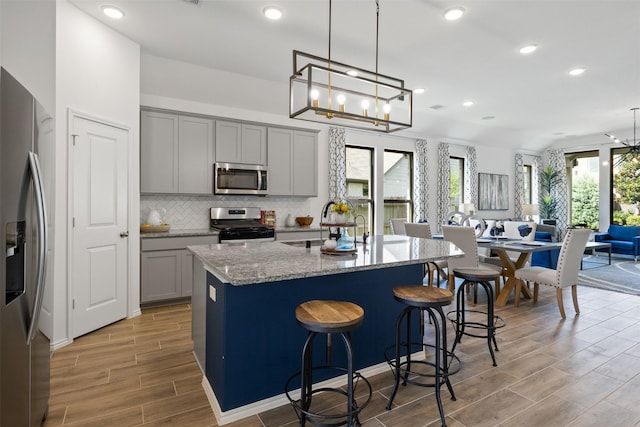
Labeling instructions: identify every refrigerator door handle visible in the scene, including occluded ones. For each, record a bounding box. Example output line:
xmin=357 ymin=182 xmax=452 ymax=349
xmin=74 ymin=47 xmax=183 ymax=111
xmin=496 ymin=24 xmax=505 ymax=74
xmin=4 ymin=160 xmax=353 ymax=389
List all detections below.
xmin=26 ymin=151 xmax=48 ymax=344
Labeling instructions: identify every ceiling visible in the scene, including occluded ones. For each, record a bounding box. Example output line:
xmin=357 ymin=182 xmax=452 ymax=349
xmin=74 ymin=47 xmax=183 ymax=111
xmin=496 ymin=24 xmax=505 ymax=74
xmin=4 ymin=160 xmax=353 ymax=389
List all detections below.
xmin=69 ymin=0 xmax=640 ymax=152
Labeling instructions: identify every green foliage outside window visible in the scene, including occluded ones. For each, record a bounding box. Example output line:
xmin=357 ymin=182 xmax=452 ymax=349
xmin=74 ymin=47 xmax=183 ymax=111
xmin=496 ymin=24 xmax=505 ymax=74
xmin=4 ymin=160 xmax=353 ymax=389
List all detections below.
xmin=626 ymin=215 xmax=640 ymax=226
xmin=571 ymin=176 xmax=599 ymax=229
xmin=613 ymin=160 xmax=640 ymax=204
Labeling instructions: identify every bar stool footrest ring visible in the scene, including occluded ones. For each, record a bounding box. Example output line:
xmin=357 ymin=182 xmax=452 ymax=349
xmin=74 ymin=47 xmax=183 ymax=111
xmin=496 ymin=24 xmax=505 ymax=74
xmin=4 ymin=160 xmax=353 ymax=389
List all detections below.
xmin=384 ymin=341 xmax=461 ymax=387
xmin=446 ymin=309 xmax=506 ymax=340
xmin=284 ymin=365 xmax=372 ymax=427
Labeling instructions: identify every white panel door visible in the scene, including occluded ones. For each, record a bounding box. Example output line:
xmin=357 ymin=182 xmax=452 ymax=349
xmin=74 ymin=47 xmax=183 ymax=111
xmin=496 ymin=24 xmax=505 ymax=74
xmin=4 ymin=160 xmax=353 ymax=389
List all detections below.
xmin=71 ymin=115 xmax=128 ymax=338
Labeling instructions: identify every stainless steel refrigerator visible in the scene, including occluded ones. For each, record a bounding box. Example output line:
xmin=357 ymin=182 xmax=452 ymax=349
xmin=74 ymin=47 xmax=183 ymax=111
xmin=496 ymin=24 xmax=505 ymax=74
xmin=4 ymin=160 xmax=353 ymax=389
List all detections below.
xmin=1 ymin=67 xmax=50 ymax=426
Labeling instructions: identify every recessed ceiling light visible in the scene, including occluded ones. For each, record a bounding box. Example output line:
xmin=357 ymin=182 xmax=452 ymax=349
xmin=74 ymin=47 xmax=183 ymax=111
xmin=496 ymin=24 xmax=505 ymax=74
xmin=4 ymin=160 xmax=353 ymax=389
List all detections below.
xmin=569 ymin=67 xmax=586 ymax=76
xmin=102 ymin=5 xmax=124 ymax=19
xmin=413 ymin=88 xmax=425 ymax=94
xmin=263 ymin=6 xmax=282 ymax=20
xmin=444 ymin=7 xmax=465 ymax=21
xmin=463 ymin=100 xmax=474 ymax=107
xmin=519 ymin=44 xmax=538 ymax=54
xmin=346 ymin=70 xmax=358 ymax=77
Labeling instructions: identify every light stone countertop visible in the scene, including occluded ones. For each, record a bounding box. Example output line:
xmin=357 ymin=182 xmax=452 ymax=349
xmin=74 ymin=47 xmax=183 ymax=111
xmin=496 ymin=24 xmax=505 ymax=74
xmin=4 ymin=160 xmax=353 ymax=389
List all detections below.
xmin=276 ymin=226 xmax=322 ymax=233
xmin=140 ymin=228 xmax=219 ymax=239
xmin=188 ymin=234 xmax=461 ymax=286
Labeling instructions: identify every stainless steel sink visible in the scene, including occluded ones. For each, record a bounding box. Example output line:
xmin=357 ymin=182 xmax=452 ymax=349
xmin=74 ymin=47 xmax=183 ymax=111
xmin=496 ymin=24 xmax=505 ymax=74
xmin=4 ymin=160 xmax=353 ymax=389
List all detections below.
xmin=280 ymin=239 xmax=324 ymax=248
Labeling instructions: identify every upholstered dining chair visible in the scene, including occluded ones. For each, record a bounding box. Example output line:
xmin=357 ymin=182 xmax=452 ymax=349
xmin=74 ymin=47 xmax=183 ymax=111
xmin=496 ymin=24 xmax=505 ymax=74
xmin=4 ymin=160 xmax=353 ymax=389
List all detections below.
xmin=513 ymin=228 xmax=591 ymax=318
xmin=389 ymin=219 xmax=407 ymax=235
xmin=442 ymin=225 xmax=504 ymax=294
xmin=404 ymin=222 xmax=448 ymax=287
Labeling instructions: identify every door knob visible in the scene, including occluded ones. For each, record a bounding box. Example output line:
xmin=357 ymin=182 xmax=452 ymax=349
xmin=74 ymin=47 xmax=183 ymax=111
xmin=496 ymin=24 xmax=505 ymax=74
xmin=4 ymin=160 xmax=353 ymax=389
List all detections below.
xmin=120 ymin=231 xmax=129 ymax=238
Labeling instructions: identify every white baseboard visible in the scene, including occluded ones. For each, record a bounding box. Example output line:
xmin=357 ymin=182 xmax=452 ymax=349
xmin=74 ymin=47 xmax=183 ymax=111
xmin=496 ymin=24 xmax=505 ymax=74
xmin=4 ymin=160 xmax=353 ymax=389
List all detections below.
xmin=50 ymin=337 xmax=73 ymax=351
xmin=201 ymin=351 xmax=425 ymax=425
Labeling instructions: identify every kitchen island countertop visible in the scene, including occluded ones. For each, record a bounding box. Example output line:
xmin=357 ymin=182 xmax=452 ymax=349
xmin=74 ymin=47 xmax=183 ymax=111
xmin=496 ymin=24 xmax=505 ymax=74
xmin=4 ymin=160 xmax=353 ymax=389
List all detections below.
xmin=190 ymin=234 xmax=462 ymax=420
xmin=188 ymin=234 xmax=459 ymax=286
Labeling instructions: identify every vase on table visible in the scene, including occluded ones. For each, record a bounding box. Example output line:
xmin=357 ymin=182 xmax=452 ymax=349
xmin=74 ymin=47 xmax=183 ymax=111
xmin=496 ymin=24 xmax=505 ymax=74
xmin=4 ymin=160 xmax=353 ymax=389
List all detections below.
xmin=285 ymin=213 xmax=296 ymax=227
xmin=336 ymin=228 xmax=354 ymax=250
xmin=335 ymin=213 xmax=347 ymax=224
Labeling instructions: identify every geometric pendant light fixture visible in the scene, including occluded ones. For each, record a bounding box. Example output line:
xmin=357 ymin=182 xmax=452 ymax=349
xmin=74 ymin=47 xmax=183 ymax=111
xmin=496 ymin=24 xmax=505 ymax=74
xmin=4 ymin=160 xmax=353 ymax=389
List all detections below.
xmin=289 ymin=0 xmax=413 ymax=133
xmin=606 ymin=107 xmax=640 ymax=166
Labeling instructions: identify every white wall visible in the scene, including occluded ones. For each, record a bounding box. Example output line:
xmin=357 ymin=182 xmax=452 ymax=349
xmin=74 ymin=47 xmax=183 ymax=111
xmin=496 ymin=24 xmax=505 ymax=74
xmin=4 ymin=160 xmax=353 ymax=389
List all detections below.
xmin=141 ymin=54 xmax=331 ymax=222
xmin=1 ymin=0 xmax=56 ymax=339
xmin=0 ymin=0 xmax=55 ymax=113
xmin=141 ymin=53 xmax=535 ymax=234
xmin=53 ymin=0 xmax=140 ymax=347
xmin=141 ymin=53 xmax=617 ymax=236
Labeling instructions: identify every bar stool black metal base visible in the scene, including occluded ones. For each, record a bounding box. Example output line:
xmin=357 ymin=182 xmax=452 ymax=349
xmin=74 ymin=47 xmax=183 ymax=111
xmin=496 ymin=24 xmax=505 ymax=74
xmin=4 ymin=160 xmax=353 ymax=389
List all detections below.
xmin=285 ymin=331 xmax=372 ymax=427
xmin=386 ymin=304 xmax=457 ymax=427
xmin=285 ymin=365 xmax=372 ymax=427
xmin=447 ymin=277 xmax=506 ymax=367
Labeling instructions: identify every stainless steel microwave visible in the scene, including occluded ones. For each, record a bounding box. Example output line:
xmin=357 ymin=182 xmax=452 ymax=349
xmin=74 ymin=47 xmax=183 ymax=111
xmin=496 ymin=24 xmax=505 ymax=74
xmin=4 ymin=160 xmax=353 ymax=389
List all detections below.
xmin=214 ymin=162 xmax=268 ymax=195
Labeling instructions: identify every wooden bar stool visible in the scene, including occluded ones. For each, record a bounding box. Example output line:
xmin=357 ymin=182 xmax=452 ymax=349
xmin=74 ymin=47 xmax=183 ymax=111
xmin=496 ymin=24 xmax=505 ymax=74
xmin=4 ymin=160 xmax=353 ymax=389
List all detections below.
xmin=385 ymin=286 xmax=459 ymax=427
xmin=285 ymin=300 xmax=372 ymax=427
xmin=448 ymin=268 xmax=506 ymax=367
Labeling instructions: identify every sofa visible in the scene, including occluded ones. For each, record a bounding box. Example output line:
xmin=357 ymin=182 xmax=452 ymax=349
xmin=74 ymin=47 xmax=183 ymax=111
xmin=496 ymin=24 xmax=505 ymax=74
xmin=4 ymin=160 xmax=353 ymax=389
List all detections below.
xmin=594 ymin=224 xmax=640 ymax=261
xmin=531 ymin=231 xmax=560 ymax=269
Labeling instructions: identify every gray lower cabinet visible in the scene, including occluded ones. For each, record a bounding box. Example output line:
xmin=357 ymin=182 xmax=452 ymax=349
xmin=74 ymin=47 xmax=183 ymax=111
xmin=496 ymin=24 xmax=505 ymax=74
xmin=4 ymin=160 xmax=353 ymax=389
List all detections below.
xmin=140 ymin=234 xmax=218 ymax=303
xmin=267 ymin=128 xmax=318 ymax=196
xmin=141 ymin=250 xmax=183 ymax=302
xmin=140 ymin=110 xmax=214 ymax=194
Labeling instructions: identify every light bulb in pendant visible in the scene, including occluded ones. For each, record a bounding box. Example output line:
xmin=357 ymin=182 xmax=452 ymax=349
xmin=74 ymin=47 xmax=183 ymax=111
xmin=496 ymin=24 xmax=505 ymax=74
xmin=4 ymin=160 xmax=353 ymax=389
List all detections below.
xmin=383 ymin=103 xmax=391 ymax=120
xmin=361 ymin=100 xmax=370 ymax=116
xmin=337 ymin=94 xmax=346 ymax=112
xmin=310 ymin=89 xmax=319 ymax=108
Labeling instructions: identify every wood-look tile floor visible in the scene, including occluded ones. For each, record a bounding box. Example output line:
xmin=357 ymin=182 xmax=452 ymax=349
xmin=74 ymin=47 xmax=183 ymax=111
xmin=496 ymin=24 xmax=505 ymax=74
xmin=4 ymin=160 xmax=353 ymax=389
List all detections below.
xmin=45 ymin=283 xmax=640 ymax=427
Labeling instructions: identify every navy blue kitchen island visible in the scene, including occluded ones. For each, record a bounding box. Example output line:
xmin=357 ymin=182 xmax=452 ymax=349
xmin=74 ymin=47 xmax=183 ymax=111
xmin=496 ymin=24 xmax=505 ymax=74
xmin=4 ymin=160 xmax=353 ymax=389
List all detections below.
xmin=188 ymin=235 xmax=459 ymax=425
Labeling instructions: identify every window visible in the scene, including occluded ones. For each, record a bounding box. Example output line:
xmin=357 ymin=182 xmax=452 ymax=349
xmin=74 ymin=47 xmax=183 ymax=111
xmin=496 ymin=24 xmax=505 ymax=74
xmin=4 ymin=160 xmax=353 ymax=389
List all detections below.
xmin=450 ymin=157 xmax=464 ymax=212
xmin=346 ymin=146 xmax=373 ymax=237
xmin=566 ymin=151 xmax=599 ymax=228
xmin=383 ymin=150 xmax=413 ymax=234
xmin=523 ymin=164 xmax=532 ymax=204
xmin=611 ymin=147 xmax=640 ymax=226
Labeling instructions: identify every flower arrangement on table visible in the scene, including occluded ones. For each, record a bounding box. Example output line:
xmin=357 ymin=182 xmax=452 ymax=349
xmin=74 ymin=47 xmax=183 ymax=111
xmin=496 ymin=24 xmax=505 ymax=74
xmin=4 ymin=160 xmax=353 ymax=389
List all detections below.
xmin=331 ymin=200 xmax=354 ymax=222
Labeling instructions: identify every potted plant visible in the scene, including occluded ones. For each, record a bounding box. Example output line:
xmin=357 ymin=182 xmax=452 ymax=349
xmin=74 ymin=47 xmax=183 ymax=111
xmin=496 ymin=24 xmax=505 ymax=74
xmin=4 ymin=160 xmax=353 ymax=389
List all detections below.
xmin=539 ymin=166 xmax=560 ymax=224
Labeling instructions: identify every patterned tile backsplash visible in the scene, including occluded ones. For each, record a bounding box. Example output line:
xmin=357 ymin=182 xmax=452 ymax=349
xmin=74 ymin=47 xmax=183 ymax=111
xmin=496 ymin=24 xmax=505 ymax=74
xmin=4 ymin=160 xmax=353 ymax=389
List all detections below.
xmin=141 ymin=195 xmax=315 ymax=229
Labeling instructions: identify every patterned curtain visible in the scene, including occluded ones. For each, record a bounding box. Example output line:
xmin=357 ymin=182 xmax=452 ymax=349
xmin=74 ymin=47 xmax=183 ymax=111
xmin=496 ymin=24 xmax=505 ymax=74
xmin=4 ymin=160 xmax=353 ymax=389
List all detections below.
xmin=328 ymin=127 xmax=346 ymax=201
xmin=514 ymin=153 xmax=524 ymax=219
xmin=414 ymin=139 xmax=429 ymax=222
xmin=533 ymin=155 xmax=542 ymax=202
xmin=466 ymin=146 xmax=478 ymax=207
xmin=543 ymin=149 xmax=568 ymax=238
xmin=437 ymin=143 xmax=450 ymax=230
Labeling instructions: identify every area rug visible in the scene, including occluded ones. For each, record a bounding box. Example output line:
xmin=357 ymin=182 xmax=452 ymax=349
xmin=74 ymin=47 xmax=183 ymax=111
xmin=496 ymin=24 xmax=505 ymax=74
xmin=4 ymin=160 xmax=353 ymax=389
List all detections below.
xmin=578 ymin=256 xmax=640 ymax=295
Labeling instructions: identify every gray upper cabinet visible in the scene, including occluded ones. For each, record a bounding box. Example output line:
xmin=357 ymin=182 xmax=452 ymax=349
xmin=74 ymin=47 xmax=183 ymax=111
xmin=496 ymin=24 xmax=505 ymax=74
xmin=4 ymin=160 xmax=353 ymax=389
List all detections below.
xmin=215 ymin=121 xmax=266 ymax=165
xmin=267 ymin=128 xmax=318 ymax=196
xmin=140 ymin=110 xmax=214 ymax=194
xmin=178 ymin=116 xmax=214 ymax=193
xmin=141 ymin=111 xmax=179 ymax=193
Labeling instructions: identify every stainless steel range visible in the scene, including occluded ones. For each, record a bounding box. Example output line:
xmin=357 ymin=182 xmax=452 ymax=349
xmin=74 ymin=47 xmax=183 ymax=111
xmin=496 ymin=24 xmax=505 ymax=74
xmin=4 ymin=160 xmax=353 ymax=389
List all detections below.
xmin=210 ymin=207 xmax=275 ymax=243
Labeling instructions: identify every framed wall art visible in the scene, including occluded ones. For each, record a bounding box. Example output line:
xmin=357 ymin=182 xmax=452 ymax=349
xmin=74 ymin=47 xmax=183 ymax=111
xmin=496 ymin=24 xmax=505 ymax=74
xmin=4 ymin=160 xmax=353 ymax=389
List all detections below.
xmin=478 ymin=173 xmax=509 ymax=210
